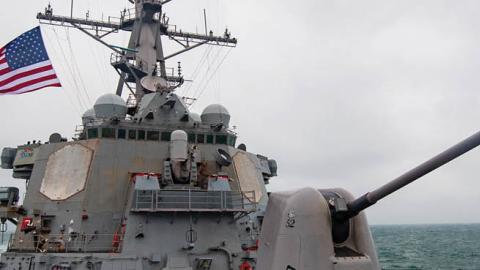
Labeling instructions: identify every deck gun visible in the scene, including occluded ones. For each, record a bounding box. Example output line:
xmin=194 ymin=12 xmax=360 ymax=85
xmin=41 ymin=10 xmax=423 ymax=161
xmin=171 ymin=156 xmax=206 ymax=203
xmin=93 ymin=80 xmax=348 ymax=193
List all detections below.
xmin=258 ymin=130 xmax=480 ymax=270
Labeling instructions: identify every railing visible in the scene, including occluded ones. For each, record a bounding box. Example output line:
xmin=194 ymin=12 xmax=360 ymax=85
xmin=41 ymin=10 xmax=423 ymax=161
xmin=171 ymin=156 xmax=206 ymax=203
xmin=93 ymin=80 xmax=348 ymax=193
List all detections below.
xmin=37 ymin=12 xmax=122 ymax=34
xmin=120 ymin=7 xmax=138 ymax=23
xmin=156 ymin=66 xmax=177 ymax=78
xmin=7 ymin=233 xmax=122 ymax=253
xmin=132 ymin=190 xmax=256 ymax=213
xmin=110 ymin=52 xmax=142 ymax=67
xmin=120 ymin=4 xmax=162 ymax=25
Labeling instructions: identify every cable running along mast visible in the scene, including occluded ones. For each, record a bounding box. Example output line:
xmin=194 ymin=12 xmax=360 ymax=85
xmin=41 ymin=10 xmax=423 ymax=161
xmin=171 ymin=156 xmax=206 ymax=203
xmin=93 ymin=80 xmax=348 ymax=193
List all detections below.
xmin=37 ymin=0 xmax=237 ymax=108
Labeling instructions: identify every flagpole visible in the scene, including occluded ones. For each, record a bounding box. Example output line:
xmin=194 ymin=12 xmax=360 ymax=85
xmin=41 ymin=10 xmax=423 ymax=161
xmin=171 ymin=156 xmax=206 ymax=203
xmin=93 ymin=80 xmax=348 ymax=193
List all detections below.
xmin=70 ymin=0 xmax=74 ymax=18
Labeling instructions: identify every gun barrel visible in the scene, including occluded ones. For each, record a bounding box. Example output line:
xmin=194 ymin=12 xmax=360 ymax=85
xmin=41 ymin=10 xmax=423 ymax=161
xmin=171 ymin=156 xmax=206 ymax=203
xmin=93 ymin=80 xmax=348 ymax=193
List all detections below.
xmin=345 ymin=130 xmax=480 ymax=220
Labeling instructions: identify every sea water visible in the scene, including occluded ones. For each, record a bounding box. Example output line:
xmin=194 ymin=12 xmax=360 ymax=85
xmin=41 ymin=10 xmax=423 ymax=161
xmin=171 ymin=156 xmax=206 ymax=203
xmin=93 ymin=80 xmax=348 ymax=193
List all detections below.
xmin=0 ymin=224 xmax=478 ymax=269
xmin=372 ymin=224 xmax=480 ymax=269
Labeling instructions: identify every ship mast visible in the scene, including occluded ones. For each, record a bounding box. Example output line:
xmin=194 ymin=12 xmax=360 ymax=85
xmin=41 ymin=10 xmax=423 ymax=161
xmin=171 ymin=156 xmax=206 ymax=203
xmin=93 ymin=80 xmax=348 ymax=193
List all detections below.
xmin=37 ymin=0 xmax=237 ymax=105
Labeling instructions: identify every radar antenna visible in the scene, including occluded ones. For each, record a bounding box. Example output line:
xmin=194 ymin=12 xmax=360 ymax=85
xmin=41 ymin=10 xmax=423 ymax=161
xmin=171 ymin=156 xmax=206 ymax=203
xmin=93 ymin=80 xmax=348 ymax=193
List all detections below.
xmin=37 ymin=0 xmax=237 ymax=109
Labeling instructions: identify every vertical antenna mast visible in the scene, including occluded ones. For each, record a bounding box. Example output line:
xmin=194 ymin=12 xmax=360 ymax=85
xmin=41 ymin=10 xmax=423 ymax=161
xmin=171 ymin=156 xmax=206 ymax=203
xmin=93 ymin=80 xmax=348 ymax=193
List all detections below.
xmin=37 ymin=0 xmax=237 ymax=108
xmin=203 ymin=9 xmax=208 ymax=35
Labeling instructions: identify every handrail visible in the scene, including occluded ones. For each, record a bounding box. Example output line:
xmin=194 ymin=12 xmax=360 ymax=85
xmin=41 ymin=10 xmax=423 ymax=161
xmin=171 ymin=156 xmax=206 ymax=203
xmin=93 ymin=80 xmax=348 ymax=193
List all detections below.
xmin=132 ymin=190 xmax=256 ymax=213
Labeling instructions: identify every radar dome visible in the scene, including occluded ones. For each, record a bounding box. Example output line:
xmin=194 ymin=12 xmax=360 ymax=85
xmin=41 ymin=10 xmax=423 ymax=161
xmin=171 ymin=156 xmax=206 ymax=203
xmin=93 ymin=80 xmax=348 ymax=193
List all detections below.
xmin=201 ymin=104 xmax=230 ymax=128
xmin=93 ymin=94 xmax=127 ymax=119
xmin=82 ymin=108 xmax=96 ymax=125
xmin=190 ymin=113 xmax=202 ymax=124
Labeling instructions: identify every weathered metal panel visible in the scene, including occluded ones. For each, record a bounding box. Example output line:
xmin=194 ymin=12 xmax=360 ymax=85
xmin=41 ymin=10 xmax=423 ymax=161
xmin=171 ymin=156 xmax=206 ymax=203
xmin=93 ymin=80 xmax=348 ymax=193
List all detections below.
xmin=40 ymin=144 xmax=93 ymax=201
xmin=233 ymin=151 xmax=263 ymax=203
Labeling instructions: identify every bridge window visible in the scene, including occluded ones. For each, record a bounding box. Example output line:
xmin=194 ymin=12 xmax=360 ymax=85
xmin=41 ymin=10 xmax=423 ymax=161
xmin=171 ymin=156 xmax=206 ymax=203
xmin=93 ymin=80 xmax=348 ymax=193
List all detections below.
xmin=118 ymin=129 xmax=126 ymax=139
xmin=216 ymin=135 xmax=227 ymax=145
xmin=101 ymin=128 xmax=116 ymax=139
xmin=206 ymin=134 xmax=214 ymax=144
xmin=147 ymin=131 xmax=160 ymax=141
xmin=138 ymin=130 xmax=146 ymax=140
xmin=227 ymin=136 xmax=236 ymax=146
xmin=197 ymin=134 xmax=205 ymax=144
xmin=161 ymin=132 xmax=171 ymax=141
xmin=188 ymin=133 xmax=196 ymax=143
xmin=128 ymin=130 xmax=136 ymax=140
xmin=87 ymin=128 xmax=98 ymax=139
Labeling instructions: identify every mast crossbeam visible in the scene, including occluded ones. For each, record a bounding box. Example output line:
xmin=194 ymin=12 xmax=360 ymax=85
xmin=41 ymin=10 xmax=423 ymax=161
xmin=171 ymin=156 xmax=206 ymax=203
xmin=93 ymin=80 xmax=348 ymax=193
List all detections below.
xmin=165 ymin=30 xmax=237 ymax=47
xmin=37 ymin=13 xmax=120 ymax=35
xmin=162 ymin=24 xmax=238 ymax=47
xmin=37 ymin=2 xmax=235 ymax=101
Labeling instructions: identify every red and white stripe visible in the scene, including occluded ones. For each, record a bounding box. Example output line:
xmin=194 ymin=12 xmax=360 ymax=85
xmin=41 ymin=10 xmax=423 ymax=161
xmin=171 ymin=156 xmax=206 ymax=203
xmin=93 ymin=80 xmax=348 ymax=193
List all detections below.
xmin=0 ymin=47 xmax=61 ymax=95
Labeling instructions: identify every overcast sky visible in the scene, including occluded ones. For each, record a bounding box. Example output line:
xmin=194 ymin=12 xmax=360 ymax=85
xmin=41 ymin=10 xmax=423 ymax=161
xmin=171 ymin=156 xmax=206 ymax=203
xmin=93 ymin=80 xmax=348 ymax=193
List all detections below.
xmin=1 ymin=0 xmax=480 ymax=225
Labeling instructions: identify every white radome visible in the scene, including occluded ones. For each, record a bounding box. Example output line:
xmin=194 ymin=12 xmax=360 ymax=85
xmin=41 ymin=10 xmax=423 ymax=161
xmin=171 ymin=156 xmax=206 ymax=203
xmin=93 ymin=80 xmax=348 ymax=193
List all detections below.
xmin=93 ymin=93 xmax=127 ymax=119
xmin=201 ymin=104 xmax=231 ymax=128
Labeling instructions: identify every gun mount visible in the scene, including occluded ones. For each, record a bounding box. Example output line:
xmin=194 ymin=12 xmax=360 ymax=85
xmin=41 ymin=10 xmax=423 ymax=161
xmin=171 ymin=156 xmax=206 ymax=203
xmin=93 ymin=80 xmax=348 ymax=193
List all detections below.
xmin=258 ymin=131 xmax=480 ymax=270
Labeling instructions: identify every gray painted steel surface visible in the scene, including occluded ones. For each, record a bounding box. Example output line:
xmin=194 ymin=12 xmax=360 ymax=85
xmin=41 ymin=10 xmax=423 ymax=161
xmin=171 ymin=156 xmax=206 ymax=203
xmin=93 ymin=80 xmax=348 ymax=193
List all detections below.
xmin=3 ymin=1 xmax=479 ymax=270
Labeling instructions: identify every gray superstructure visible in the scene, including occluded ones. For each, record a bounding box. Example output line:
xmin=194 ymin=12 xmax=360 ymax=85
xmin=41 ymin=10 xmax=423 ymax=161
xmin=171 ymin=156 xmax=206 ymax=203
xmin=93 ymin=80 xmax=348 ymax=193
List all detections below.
xmin=1 ymin=1 xmax=480 ymax=270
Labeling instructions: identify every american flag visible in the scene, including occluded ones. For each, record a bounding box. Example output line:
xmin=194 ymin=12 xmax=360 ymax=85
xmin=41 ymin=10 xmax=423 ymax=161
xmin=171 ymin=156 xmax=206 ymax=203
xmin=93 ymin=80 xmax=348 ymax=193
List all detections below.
xmin=0 ymin=26 xmax=61 ymax=95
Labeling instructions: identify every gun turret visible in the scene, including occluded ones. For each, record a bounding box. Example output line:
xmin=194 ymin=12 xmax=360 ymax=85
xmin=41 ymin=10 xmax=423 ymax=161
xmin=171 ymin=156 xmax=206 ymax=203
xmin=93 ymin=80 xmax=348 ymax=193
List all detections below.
xmin=337 ymin=130 xmax=480 ymax=222
xmin=258 ymin=130 xmax=480 ymax=270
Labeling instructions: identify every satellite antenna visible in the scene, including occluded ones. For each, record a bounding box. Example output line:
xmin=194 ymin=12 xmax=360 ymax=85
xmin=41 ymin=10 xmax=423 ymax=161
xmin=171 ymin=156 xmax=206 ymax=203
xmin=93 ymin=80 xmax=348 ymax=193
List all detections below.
xmin=140 ymin=76 xmax=169 ymax=92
